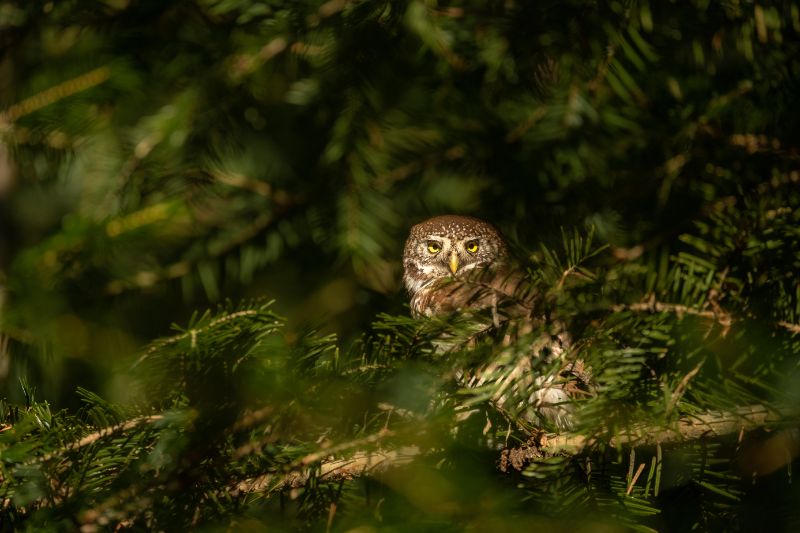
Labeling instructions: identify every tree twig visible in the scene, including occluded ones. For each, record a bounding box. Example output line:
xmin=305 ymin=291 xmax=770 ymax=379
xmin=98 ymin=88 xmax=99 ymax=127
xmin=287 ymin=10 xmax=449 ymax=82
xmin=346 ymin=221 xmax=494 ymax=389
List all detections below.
xmin=36 ymin=415 xmax=163 ymax=464
xmin=666 ymin=361 xmax=704 ymax=417
xmin=0 ymin=67 xmax=111 ymax=126
xmin=500 ymin=405 xmax=790 ymax=472
xmin=234 ymin=445 xmax=421 ymax=494
xmin=778 ymin=321 xmax=800 ymax=335
xmin=135 ymin=308 xmax=267 ymax=364
xmin=614 ymin=298 xmax=800 ymax=335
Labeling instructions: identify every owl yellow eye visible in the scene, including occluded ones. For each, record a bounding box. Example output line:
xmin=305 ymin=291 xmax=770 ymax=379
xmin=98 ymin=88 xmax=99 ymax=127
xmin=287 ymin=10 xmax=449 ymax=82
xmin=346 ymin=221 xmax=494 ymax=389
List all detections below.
xmin=465 ymin=240 xmax=479 ymax=254
xmin=427 ymin=241 xmax=442 ymax=254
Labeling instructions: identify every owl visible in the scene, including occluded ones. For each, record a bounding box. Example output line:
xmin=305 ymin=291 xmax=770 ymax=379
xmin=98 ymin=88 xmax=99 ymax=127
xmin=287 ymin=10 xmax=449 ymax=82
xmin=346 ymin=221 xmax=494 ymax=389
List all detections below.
xmin=402 ymin=215 xmax=589 ymax=430
xmin=402 ymin=215 xmax=533 ymax=320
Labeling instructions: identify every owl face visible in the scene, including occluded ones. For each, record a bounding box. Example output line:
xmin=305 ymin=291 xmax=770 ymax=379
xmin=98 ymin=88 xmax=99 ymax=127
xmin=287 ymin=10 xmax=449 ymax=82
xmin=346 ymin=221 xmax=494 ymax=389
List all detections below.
xmin=403 ymin=215 xmax=508 ymax=296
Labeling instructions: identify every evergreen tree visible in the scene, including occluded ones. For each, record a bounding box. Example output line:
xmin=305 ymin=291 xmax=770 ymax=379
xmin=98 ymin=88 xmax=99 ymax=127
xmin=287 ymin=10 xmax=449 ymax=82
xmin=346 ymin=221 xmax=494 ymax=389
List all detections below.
xmin=0 ymin=1 xmax=799 ymax=530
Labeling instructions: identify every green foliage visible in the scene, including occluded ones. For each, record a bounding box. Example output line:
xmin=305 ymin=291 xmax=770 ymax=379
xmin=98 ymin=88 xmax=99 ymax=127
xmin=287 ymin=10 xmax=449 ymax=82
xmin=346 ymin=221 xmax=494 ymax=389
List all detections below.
xmin=1 ymin=0 xmax=799 ymax=530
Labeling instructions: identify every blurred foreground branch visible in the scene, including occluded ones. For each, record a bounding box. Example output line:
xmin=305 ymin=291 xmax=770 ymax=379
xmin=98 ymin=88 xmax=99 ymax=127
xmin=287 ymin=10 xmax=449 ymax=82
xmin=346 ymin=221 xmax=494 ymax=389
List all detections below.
xmin=234 ymin=446 xmax=422 ymax=495
xmin=231 ymin=404 xmax=792 ymax=493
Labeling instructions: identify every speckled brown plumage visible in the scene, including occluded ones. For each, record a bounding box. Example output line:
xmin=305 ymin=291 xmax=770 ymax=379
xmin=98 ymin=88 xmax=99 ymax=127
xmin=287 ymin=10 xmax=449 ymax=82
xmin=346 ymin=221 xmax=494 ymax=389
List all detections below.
xmin=402 ymin=215 xmax=591 ymax=430
xmin=402 ymin=215 xmax=531 ymax=318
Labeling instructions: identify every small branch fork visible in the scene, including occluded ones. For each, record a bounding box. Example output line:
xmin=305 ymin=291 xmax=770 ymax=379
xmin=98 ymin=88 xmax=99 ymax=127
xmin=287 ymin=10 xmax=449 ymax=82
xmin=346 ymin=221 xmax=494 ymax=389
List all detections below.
xmin=500 ymin=405 xmax=793 ymax=473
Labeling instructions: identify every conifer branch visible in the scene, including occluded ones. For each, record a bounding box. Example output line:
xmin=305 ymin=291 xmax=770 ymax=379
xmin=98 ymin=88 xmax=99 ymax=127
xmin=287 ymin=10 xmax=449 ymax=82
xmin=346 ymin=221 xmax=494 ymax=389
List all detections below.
xmin=36 ymin=415 xmax=163 ymax=464
xmin=233 ymin=428 xmax=402 ymax=493
xmin=501 ymin=404 xmax=789 ymax=471
xmin=0 ymin=67 xmax=111 ymax=126
xmin=374 ymin=146 xmax=465 ymax=189
xmin=233 ymin=405 xmax=792 ymax=491
xmin=614 ymin=299 xmax=726 ymax=322
xmin=135 ymin=309 xmax=264 ymax=363
xmin=614 ymin=298 xmax=800 ymax=335
xmin=106 ymin=194 xmax=306 ymax=295
xmin=234 ymin=446 xmax=421 ymax=494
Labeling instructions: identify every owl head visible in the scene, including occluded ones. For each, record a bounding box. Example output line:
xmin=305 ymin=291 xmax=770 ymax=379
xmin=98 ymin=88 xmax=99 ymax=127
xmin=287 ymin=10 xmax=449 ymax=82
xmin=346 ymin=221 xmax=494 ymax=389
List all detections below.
xmin=403 ymin=215 xmax=509 ymax=296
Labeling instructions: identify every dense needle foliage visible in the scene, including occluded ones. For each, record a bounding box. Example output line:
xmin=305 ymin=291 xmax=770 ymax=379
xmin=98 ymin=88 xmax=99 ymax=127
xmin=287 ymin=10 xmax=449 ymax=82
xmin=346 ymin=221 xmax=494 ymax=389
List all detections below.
xmin=1 ymin=0 xmax=799 ymax=530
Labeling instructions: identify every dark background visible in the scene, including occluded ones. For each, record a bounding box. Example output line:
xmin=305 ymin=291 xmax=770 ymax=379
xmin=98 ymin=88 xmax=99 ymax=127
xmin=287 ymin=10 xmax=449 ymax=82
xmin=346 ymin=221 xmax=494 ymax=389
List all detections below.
xmin=0 ymin=0 xmax=797 ymax=431
xmin=2 ymin=2 xmax=800 ymax=530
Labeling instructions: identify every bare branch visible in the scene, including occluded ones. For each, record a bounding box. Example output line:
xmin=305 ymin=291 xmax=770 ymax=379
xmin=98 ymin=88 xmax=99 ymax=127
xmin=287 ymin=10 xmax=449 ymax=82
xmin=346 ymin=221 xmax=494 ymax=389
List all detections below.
xmin=778 ymin=321 xmax=800 ymax=335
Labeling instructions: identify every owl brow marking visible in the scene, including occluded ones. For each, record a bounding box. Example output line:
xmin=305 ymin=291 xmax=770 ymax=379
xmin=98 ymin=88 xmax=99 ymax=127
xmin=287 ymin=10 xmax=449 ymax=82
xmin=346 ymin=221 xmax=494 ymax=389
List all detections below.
xmin=424 ymin=236 xmax=451 ymax=247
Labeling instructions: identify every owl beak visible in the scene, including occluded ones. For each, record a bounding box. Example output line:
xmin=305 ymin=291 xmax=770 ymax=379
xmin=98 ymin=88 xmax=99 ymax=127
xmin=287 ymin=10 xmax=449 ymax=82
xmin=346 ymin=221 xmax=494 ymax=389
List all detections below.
xmin=448 ymin=250 xmax=459 ymax=274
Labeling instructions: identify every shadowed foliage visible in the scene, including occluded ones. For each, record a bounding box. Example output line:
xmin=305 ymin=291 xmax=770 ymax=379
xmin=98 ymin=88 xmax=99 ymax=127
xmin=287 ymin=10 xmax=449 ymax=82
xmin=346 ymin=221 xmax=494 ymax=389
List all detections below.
xmin=0 ymin=1 xmax=799 ymax=530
